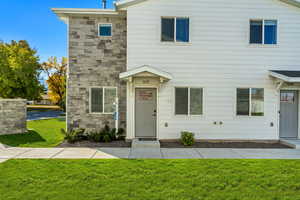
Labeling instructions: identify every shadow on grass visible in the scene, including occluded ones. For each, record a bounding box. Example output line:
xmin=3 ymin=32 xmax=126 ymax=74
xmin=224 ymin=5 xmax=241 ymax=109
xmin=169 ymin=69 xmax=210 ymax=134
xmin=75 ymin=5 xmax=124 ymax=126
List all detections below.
xmin=0 ymin=130 xmax=46 ymax=147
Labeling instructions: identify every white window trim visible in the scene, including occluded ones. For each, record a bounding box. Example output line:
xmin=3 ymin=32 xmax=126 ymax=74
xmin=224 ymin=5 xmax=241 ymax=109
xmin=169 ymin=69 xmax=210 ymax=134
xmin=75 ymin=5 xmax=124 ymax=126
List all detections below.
xmin=98 ymin=23 xmax=113 ymax=37
xmin=249 ymin=19 xmax=278 ymax=45
xmin=89 ymin=86 xmax=117 ymax=115
xmin=236 ymin=88 xmax=264 ymax=117
xmin=161 ymin=17 xmax=190 ymax=43
xmin=174 ymin=87 xmax=203 ymax=116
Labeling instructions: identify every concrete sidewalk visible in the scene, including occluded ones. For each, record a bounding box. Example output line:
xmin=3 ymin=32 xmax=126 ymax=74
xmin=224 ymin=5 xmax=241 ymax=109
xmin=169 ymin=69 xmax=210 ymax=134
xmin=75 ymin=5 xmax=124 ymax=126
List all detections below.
xmin=1 ymin=147 xmax=300 ymax=161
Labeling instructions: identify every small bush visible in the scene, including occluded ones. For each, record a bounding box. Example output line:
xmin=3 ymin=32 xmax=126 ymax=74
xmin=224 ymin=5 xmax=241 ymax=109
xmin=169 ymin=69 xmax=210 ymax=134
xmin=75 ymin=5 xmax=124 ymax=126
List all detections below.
xmin=103 ymin=134 xmax=111 ymax=143
xmin=117 ymin=128 xmax=125 ymax=140
xmin=85 ymin=126 xmax=126 ymax=143
xmin=88 ymin=131 xmax=103 ymax=142
xmin=61 ymin=128 xmax=85 ymax=144
xmin=109 ymin=128 xmax=117 ymax=141
xmin=181 ymin=131 xmax=195 ymax=146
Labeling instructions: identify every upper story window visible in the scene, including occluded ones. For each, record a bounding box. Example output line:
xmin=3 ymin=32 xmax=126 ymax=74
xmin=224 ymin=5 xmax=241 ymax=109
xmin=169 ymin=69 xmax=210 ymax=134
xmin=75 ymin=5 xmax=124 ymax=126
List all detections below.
xmin=175 ymin=87 xmax=203 ymax=115
xmin=161 ymin=17 xmax=190 ymax=43
xmin=90 ymin=87 xmax=117 ymax=114
xmin=99 ymin=24 xmax=112 ymax=37
xmin=250 ymin=20 xmax=277 ymax=45
xmin=236 ymin=88 xmax=264 ymax=116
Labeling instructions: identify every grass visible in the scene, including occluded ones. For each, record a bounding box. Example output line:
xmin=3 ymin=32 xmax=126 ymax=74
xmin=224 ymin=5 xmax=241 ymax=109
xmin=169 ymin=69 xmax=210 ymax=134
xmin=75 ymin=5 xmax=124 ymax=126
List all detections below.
xmin=0 ymin=118 xmax=65 ymax=147
xmin=1 ymin=159 xmax=300 ymax=200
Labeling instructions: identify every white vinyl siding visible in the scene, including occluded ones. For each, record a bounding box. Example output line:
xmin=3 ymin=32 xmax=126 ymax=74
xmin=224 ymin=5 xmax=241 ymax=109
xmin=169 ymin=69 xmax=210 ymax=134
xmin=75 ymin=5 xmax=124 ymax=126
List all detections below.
xmin=126 ymin=0 xmax=300 ymax=140
xmin=90 ymin=87 xmax=117 ymax=114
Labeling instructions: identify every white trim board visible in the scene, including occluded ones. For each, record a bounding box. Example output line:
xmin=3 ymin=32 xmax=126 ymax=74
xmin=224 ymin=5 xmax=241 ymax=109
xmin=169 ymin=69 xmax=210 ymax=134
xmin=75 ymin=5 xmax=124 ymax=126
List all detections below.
xmin=115 ymin=0 xmax=300 ymax=9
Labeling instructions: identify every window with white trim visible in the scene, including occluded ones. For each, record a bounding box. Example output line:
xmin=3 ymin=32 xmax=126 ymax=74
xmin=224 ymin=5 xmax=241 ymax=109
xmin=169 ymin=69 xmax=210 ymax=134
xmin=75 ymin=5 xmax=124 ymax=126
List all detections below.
xmin=236 ymin=88 xmax=264 ymax=116
xmin=99 ymin=24 xmax=112 ymax=37
xmin=250 ymin=20 xmax=277 ymax=44
xmin=161 ymin=17 xmax=190 ymax=42
xmin=175 ymin=87 xmax=203 ymax=115
xmin=90 ymin=87 xmax=117 ymax=113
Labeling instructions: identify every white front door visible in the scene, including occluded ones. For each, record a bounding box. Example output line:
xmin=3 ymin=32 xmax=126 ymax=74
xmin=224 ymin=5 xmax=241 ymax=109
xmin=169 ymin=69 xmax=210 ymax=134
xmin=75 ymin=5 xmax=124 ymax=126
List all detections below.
xmin=280 ymin=90 xmax=299 ymax=139
xmin=135 ymin=88 xmax=157 ymax=138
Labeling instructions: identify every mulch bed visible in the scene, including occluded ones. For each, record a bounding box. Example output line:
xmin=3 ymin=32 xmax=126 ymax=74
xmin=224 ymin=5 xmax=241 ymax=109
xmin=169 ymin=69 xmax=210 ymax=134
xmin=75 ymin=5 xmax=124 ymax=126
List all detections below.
xmin=58 ymin=140 xmax=291 ymax=149
xmin=58 ymin=140 xmax=131 ymax=148
xmin=160 ymin=141 xmax=292 ymax=149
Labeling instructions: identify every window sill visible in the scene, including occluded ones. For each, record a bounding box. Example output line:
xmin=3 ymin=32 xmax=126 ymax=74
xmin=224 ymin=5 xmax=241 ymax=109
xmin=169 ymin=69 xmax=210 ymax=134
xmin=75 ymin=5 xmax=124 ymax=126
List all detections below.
xmin=235 ymin=115 xmax=265 ymax=119
xmin=98 ymin=36 xmax=113 ymax=38
xmin=248 ymin=44 xmax=279 ymax=48
xmin=160 ymin=41 xmax=192 ymax=46
xmin=173 ymin=114 xmax=204 ymax=118
xmin=89 ymin=112 xmax=114 ymax=115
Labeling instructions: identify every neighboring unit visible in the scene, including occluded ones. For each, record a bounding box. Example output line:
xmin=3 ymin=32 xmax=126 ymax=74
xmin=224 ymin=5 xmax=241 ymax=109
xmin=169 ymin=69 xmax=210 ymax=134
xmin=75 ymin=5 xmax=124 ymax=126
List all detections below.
xmin=53 ymin=0 xmax=300 ymax=141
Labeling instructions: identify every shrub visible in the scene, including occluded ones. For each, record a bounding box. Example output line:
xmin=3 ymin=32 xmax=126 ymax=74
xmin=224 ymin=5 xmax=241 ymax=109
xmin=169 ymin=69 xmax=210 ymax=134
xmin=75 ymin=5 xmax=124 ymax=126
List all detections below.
xmin=117 ymin=128 xmax=125 ymax=140
xmin=61 ymin=128 xmax=85 ymax=143
xmin=181 ymin=131 xmax=195 ymax=146
xmin=88 ymin=131 xmax=103 ymax=142
xmin=109 ymin=128 xmax=117 ymax=141
xmin=103 ymin=134 xmax=111 ymax=143
xmin=86 ymin=126 xmax=126 ymax=143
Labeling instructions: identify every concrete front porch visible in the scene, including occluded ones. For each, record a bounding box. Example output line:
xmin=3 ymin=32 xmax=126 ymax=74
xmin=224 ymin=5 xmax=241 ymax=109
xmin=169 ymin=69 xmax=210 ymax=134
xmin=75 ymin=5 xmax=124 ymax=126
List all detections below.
xmin=280 ymin=139 xmax=300 ymax=149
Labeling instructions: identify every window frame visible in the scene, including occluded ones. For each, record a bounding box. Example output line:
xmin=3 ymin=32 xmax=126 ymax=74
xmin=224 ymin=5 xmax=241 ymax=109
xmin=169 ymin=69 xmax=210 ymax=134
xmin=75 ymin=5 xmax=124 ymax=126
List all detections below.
xmin=98 ymin=23 xmax=113 ymax=37
xmin=249 ymin=19 xmax=278 ymax=45
xmin=89 ymin=86 xmax=117 ymax=114
xmin=236 ymin=88 xmax=264 ymax=117
xmin=174 ymin=87 xmax=203 ymax=116
xmin=161 ymin=17 xmax=190 ymax=43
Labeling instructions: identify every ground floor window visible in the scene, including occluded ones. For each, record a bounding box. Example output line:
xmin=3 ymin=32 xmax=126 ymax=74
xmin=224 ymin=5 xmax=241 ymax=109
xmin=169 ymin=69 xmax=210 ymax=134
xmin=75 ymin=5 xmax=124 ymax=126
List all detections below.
xmin=175 ymin=87 xmax=203 ymax=115
xmin=237 ymin=88 xmax=264 ymax=116
xmin=90 ymin=87 xmax=117 ymax=114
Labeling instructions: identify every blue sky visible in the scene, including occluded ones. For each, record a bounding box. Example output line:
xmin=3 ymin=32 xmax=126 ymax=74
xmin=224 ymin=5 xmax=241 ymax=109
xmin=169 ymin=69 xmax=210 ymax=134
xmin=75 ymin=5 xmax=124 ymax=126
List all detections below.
xmin=0 ymin=0 xmax=114 ymax=62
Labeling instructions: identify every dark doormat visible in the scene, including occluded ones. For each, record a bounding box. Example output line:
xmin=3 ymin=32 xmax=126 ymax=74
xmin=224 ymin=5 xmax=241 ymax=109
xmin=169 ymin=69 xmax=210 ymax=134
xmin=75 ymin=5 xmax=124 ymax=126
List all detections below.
xmin=138 ymin=138 xmax=157 ymax=141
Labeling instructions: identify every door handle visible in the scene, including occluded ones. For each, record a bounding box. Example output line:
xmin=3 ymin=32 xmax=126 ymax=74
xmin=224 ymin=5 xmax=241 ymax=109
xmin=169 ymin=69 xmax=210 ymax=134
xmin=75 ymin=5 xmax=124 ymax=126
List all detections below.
xmin=153 ymin=110 xmax=157 ymax=117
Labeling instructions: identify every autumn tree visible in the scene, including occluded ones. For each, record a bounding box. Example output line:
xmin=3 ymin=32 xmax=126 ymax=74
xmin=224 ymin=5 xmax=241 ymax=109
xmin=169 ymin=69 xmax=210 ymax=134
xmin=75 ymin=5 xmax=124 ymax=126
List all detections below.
xmin=0 ymin=40 xmax=43 ymax=100
xmin=41 ymin=57 xmax=67 ymax=110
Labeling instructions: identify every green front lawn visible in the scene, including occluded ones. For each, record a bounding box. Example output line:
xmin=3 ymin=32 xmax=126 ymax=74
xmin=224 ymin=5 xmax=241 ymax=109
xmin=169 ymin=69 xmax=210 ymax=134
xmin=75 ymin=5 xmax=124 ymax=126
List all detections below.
xmin=1 ymin=159 xmax=300 ymax=200
xmin=0 ymin=118 xmax=65 ymax=147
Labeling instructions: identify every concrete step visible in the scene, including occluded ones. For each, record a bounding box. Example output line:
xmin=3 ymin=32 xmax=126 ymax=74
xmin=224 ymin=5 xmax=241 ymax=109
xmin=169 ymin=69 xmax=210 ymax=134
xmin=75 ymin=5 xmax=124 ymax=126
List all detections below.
xmin=132 ymin=139 xmax=160 ymax=149
xmin=280 ymin=139 xmax=300 ymax=149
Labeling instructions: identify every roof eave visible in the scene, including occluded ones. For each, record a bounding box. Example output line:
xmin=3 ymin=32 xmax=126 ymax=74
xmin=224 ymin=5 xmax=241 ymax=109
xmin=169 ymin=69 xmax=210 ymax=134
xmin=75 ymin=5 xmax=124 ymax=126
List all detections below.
xmin=51 ymin=8 xmax=125 ymax=23
xmin=120 ymin=66 xmax=173 ymax=80
xmin=269 ymin=71 xmax=300 ymax=83
xmin=115 ymin=0 xmax=148 ymax=9
xmin=279 ymin=0 xmax=300 ymax=8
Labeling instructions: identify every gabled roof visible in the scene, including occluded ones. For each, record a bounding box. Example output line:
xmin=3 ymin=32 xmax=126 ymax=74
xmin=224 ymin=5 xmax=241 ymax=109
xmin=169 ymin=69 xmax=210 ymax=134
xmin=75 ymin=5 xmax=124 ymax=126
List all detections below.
xmin=269 ymin=70 xmax=300 ymax=82
xmin=115 ymin=0 xmax=300 ymax=9
xmin=119 ymin=65 xmax=173 ymax=80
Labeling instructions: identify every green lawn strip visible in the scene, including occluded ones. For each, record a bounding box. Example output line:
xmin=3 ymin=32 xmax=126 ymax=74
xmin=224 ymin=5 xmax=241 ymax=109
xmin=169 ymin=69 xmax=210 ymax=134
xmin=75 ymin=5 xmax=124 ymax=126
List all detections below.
xmin=0 ymin=118 xmax=65 ymax=147
xmin=1 ymin=159 xmax=300 ymax=200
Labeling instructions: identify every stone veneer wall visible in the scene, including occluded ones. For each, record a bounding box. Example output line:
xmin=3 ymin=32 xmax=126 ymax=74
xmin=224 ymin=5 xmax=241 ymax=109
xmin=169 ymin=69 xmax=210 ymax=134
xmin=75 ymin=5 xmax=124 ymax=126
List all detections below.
xmin=67 ymin=14 xmax=127 ymax=131
xmin=0 ymin=99 xmax=27 ymax=135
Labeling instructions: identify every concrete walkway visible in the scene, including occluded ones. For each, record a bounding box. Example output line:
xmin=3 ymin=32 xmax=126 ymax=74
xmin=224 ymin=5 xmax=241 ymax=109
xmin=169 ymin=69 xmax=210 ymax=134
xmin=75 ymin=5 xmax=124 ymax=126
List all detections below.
xmin=1 ymin=147 xmax=300 ymax=161
xmin=281 ymin=139 xmax=300 ymax=149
